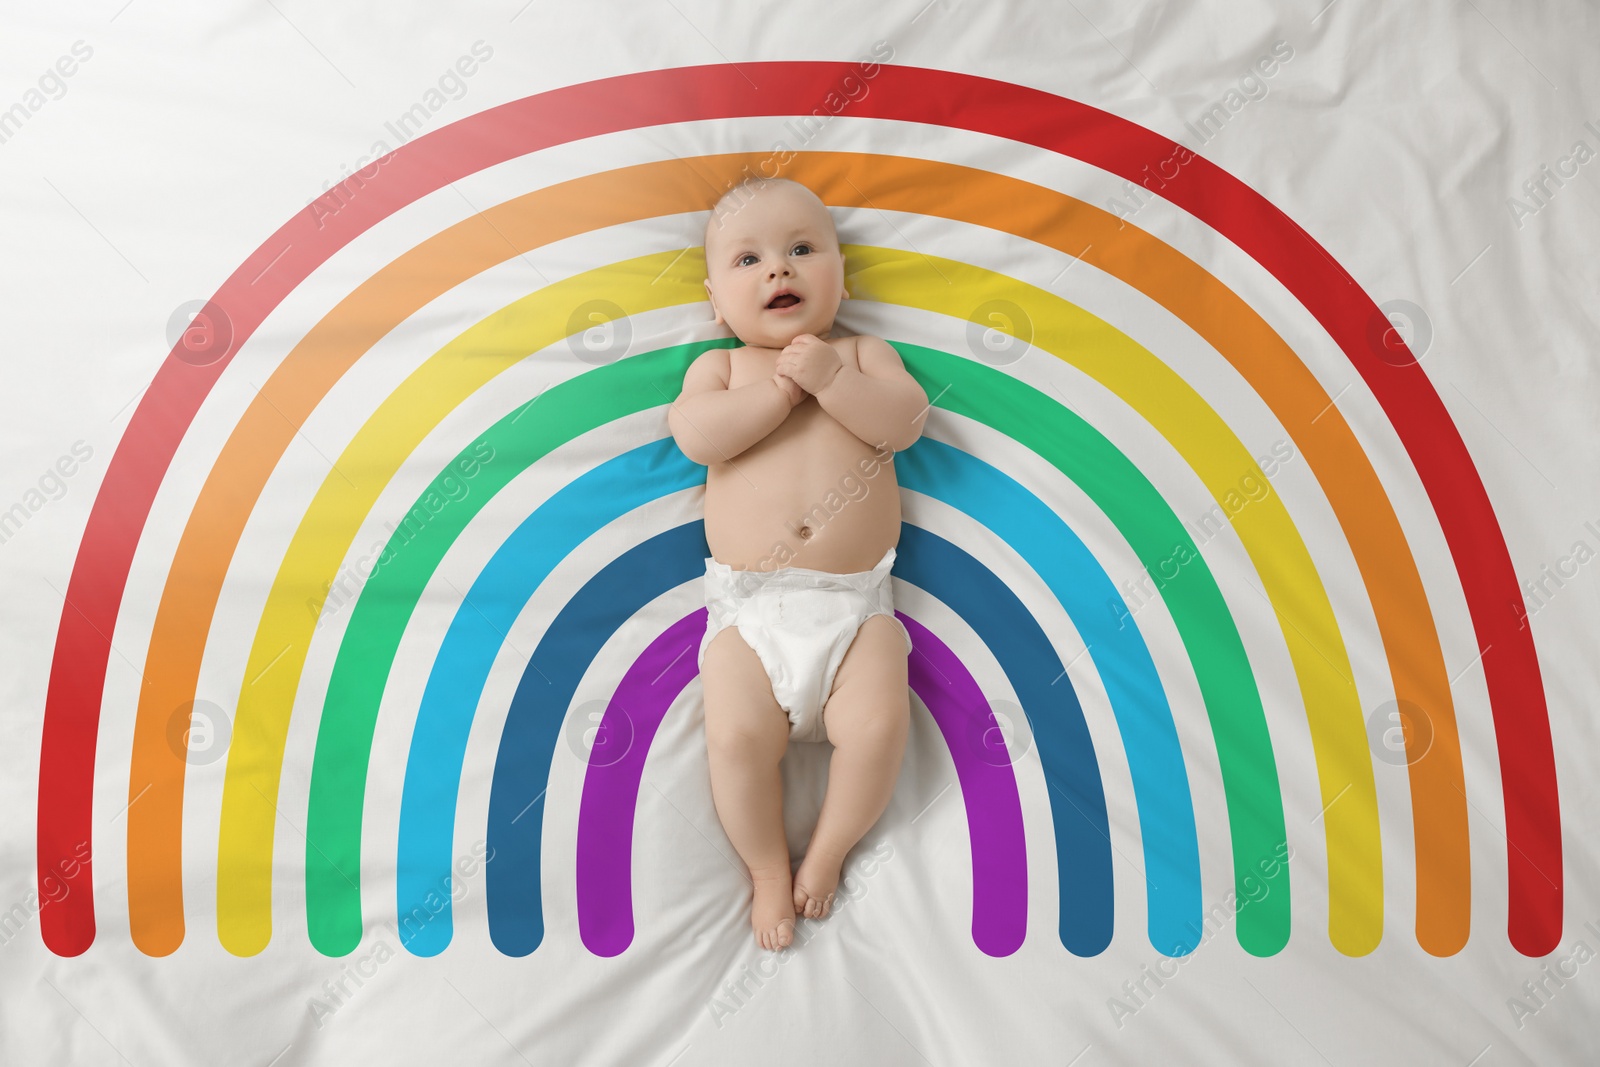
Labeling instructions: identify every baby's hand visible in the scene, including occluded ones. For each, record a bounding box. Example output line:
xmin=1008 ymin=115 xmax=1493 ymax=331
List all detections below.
xmin=772 ymin=371 xmax=805 ymax=408
xmin=776 ymin=334 xmax=843 ymax=395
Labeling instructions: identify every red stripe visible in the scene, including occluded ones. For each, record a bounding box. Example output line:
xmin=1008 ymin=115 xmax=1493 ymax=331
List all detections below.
xmin=38 ymin=61 xmax=1559 ymax=956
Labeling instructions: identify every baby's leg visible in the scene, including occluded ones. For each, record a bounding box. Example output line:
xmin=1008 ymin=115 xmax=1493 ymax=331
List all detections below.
xmin=701 ymin=625 xmax=796 ymax=951
xmin=794 ymin=614 xmax=910 ymax=920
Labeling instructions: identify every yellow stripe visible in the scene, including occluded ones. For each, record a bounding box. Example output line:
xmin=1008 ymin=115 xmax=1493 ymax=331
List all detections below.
xmin=847 ymin=244 xmax=1381 ymax=954
xmin=216 ymin=241 xmax=1380 ymax=957
xmin=215 ymin=248 xmax=706 ymax=955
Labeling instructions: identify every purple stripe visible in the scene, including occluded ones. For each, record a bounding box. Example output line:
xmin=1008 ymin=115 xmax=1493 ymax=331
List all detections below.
xmin=576 ymin=609 xmax=1028 ymax=958
xmin=576 ymin=611 xmax=706 ymax=957
xmin=901 ymin=612 xmax=1028 ymax=956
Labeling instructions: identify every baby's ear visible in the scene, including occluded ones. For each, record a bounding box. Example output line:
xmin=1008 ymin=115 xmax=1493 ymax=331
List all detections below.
xmin=704 ymin=280 xmax=723 ymax=325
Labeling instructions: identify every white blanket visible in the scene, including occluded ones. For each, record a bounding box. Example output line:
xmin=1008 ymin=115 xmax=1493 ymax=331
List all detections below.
xmin=2 ymin=2 xmax=1596 ymax=1064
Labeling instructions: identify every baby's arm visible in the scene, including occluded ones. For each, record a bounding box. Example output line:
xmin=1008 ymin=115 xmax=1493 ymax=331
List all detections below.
xmin=667 ymin=348 xmax=802 ymax=466
xmin=813 ymin=335 xmax=929 ymax=452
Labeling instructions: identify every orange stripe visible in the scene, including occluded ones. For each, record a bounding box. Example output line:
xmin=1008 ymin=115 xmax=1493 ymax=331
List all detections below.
xmin=126 ymin=150 xmax=1465 ymax=955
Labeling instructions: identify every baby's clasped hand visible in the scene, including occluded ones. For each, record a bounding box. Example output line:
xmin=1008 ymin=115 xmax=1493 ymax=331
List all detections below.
xmin=771 ymin=370 xmax=805 ymax=408
xmin=775 ymin=333 xmax=843 ymax=395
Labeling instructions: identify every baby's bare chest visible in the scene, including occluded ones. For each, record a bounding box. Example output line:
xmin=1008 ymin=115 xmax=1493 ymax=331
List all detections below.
xmin=726 ymin=341 xmax=867 ymax=464
xmin=706 ymin=340 xmax=901 ymax=571
xmin=725 ymin=337 xmax=856 ymax=390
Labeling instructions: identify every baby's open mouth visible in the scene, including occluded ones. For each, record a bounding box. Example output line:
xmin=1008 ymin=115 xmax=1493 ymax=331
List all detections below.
xmin=766 ymin=293 xmax=801 ymax=309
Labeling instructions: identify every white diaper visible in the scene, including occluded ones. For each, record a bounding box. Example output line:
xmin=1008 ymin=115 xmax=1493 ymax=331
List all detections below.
xmin=697 ymin=546 xmax=913 ymax=743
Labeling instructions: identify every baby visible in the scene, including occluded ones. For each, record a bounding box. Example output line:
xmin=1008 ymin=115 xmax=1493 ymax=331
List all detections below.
xmin=668 ymin=177 xmax=929 ymax=951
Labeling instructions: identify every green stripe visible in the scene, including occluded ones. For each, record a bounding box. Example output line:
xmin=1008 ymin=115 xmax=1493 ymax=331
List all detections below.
xmin=304 ymin=335 xmax=1288 ymax=957
xmin=303 ymin=338 xmax=736 ymax=955
xmin=899 ymin=341 xmax=1288 ymax=955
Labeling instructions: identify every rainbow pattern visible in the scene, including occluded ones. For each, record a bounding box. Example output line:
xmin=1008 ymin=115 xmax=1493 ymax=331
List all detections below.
xmin=34 ymin=62 xmax=1560 ymax=962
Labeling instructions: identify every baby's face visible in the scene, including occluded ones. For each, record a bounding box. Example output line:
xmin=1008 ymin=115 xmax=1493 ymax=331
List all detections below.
xmin=703 ymin=183 xmax=847 ymax=350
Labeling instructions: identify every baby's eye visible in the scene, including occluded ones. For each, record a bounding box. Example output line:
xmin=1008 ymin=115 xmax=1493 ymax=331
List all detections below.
xmin=737 ymin=253 xmax=758 ymax=267
xmin=791 ymin=243 xmax=813 ymax=256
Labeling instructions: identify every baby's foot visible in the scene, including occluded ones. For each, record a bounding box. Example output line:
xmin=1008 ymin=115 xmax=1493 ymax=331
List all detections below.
xmin=792 ymin=848 xmax=843 ymax=920
xmin=749 ymin=863 xmax=797 ymax=951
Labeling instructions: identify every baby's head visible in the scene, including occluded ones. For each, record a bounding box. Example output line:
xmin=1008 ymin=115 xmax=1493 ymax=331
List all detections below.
xmin=702 ymin=177 xmax=847 ymax=349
